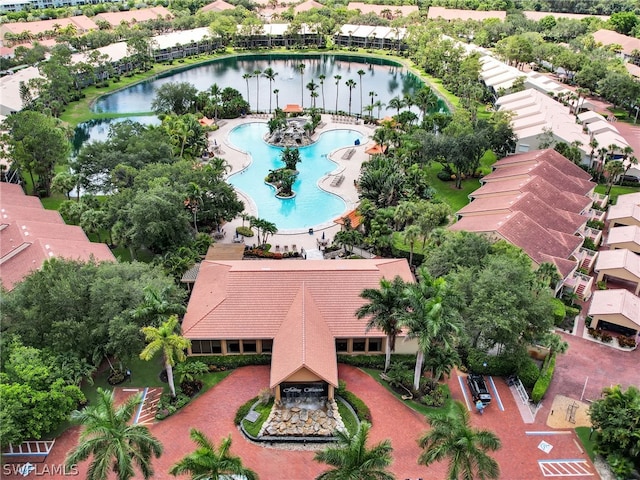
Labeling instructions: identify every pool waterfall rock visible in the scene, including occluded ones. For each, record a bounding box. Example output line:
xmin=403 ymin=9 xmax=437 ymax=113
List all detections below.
xmin=266 ymin=118 xmax=315 ymax=148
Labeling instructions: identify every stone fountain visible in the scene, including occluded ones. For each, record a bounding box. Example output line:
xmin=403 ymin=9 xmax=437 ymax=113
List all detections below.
xmin=266 ymin=118 xmax=315 ymax=147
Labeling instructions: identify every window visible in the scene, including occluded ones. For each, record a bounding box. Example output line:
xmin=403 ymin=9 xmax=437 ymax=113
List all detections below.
xmin=335 ymin=339 xmax=348 ymax=352
xmin=518 ymin=144 xmax=530 ymax=152
xmin=191 ymin=340 xmax=221 ymax=354
xmin=226 ymin=340 xmax=240 ymax=354
xmin=368 ymin=338 xmax=382 ymax=352
xmin=261 ymin=339 xmax=273 ymax=353
xmin=353 ymin=338 xmax=366 ymax=352
xmin=242 ymin=340 xmax=257 ymax=353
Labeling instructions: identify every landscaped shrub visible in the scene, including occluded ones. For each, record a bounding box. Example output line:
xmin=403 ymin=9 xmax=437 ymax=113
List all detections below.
xmin=235 ymin=396 xmax=257 ymax=425
xmin=155 ymin=391 xmax=191 ymax=420
xmin=565 ymin=306 xmax=580 ymax=318
xmin=531 ymin=353 xmax=556 ymax=403
xmin=420 ymin=385 xmax=446 ymax=408
xmin=586 ymin=220 xmax=605 ymax=230
xmin=600 ymin=332 xmax=613 ymax=343
xmin=107 ymin=370 xmax=125 ymax=385
xmin=466 ymin=349 xmax=519 ymax=376
xmin=337 ymin=354 xmax=415 ymax=370
xmin=337 ymin=380 xmax=371 ymax=422
xmin=186 ymin=354 xmax=271 ymax=369
xmin=582 ymin=238 xmax=597 ymax=250
xmin=517 ymin=357 xmax=541 ymax=389
xmin=617 ymin=336 xmax=636 ymax=348
xmin=551 ymin=298 xmax=566 ymax=326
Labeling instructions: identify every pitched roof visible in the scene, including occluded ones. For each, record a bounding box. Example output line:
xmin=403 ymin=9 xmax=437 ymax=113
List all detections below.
xmin=592 ymin=29 xmax=640 ymax=56
xmin=200 ymin=0 xmax=235 ymax=12
xmin=607 ymin=203 xmax=640 ymax=224
xmin=457 ymin=191 xmax=586 ymax=235
xmin=348 ymin=2 xmax=418 ymax=17
xmin=471 ymin=175 xmax=591 ymax=213
xmin=334 ymin=209 xmax=363 ymax=229
xmin=295 ymin=0 xmax=323 ymax=13
xmin=0 ymin=15 xmax=97 ymax=36
xmin=270 ymin=285 xmax=338 ymax=388
xmin=0 ymin=183 xmax=115 ymax=291
xmin=449 ymin=211 xmax=582 ymax=267
xmin=588 ymin=289 xmax=640 ymax=327
xmin=594 ymin=249 xmax=640 ymax=280
xmin=94 ymin=7 xmax=173 ymax=27
xmin=491 ymin=149 xmax=593 ymax=182
xmin=181 ymin=259 xmax=414 ymax=340
xmin=482 ymin=161 xmax=595 ymax=197
xmin=427 ymin=6 xmax=506 ymax=21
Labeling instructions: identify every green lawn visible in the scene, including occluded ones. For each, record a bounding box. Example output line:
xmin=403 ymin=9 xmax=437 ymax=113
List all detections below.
xmin=337 ymin=398 xmax=359 ymax=435
xmin=595 ymin=184 xmax=640 ymax=205
xmin=241 ymin=399 xmax=274 ymax=437
xmin=361 ymin=368 xmax=454 ymax=417
xmin=40 ymin=194 xmax=67 ymax=210
xmin=575 ymin=426 xmax=597 ymax=460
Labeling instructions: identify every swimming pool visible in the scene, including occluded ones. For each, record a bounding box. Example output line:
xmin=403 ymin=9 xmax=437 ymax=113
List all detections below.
xmin=228 ymin=123 xmax=362 ymax=231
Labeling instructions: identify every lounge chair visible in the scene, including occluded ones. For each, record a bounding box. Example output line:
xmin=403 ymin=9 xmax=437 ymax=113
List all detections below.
xmin=292 ymin=244 xmax=297 ymax=252
xmin=284 ymin=245 xmax=289 ymax=253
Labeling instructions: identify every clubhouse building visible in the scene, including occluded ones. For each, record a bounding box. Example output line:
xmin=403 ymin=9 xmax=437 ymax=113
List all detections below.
xmin=182 ymin=258 xmax=416 ymax=402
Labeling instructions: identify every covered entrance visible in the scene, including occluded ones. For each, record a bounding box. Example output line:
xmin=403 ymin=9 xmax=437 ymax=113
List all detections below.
xmin=280 ymin=382 xmax=329 ymax=408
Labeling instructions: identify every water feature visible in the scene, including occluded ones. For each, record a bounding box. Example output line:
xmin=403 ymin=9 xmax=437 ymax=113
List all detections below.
xmin=227 ymin=122 xmax=360 ymax=231
xmin=92 ymin=54 xmax=445 ymax=116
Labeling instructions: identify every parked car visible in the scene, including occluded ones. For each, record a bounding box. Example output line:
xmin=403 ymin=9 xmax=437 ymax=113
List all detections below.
xmin=620 ymin=175 xmax=640 ymax=184
xmin=467 ymin=373 xmax=492 ymax=405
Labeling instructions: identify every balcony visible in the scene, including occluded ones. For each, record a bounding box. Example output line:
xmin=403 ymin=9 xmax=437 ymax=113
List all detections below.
xmin=563 ymin=271 xmax=594 ymax=301
xmin=586 ymin=208 xmax=606 ymax=223
xmin=577 ymin=247 xmax=599 ymax=273
xmin=584 ymin=227 xmax=603 ymax=247
xmin=589 ymin=192 xmax=609 ymax=209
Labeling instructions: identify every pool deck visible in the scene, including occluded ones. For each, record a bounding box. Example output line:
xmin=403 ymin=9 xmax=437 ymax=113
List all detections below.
xmin=207 ymin=114 xmax=376 ymax=256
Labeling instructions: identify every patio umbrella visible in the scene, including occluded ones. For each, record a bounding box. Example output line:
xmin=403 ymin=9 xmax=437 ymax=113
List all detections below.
xmin=322 ymin=231 xmax=325 ymax=240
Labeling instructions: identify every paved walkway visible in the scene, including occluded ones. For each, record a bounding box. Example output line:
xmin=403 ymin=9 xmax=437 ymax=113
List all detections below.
xmin=208 ymin=114 xmax=376 ymax=255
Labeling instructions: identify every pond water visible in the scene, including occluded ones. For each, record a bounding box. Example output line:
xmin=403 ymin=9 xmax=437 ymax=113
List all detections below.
xmin=227 ymin=123 xmax=360 ymax=231
xmin=92 ymin=54 xmax=445 ymax=115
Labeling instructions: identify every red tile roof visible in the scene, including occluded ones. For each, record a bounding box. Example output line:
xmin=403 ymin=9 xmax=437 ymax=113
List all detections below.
xmin=270 ymin=285 xmax=338 ymax=388
xmin=0 ymin=16 xmax=97 ymax=37
xmin=294 ymin=0 xmax=323 ymax=13
xmin=348 ymin=2 xmax=418 ymax=17
xmin=593 ymin=29 xmax=640 ymax=57
xmin=449 ymin=211 xmax=583 ymax=267
xmin=182 ymin=259 xmax=413 ymax=340
xmin=457 ymin=191 xmax=586 ymax=235
xmin=201 ymin=0 xmax=235 ymax=12
xmin=334 ymin=209 xmax=363 ymax=229
xmin=492 ymin=149 xmax=593 ymax=182
xmin=94 ymin=7 xmax=173 ymax=28
xmin=427 ymin=6 xmax=506 ymax=21
xmin=471 ymin=175 xmax=591 ymax=213
xmin=0 ymin=183 xmax=115 ymax=291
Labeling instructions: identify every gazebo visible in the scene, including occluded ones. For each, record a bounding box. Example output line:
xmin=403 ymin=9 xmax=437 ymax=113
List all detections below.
xmin=364 ymin=143 xmax=387 ymax=156
xmin=282 ymin=104 xmax=303 ymax=115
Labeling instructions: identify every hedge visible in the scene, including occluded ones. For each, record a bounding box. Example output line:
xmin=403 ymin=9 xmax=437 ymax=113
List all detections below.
xmin=551 ymin=298 xmax=566 ymax=326
xmin=337 ymin=354 xmax=415 ymax=370
xmin=467 ymin=349 xmax=520 ymax=376
xmin=337 ymin=380 xmax=371 ymax=423
xmin=531 ymin=353 xmax=556 ymax=403
xmin=187 ymin=354 xmax=271 ymax=368
xmin=517 ymin=357 xmax=541 ymax=389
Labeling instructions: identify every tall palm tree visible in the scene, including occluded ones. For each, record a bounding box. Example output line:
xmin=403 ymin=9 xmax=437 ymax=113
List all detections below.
xmin=296 ymin=63 xmax=306 ymax=108
xmin=307 ymin=80 xmax=319 ymax=108
xmin=400 ymin=269 xmax=460 ymax=391
xmin=319 ymin=74 xmax=326 ymax=111
xmin=403 ymin=225 xmax=422 ymax=267
xmin=414 ymin=86 xmax=438 ymax=122
xmin=253 ymin=69 xmax=262 ymax=113
xmin=314 ymin=422 xmax=394 ymax=480
xmin=132 ymin=285 xmax=186 ymax=327
xmin=418 ymin=401 xmax=501 ymax=480
xmin=242 ymin=73 xmax=252 ymax=110
xmin=186 ymin=182 xmax=203 ymax=233
xmin=604 ymin=159 xmax=624 ymax=195
xmin=140 ymin=315 xmax=190 ymax=397
xmin=209 ymin=83 xmax=222 ymax=119
xmin=273 ymin=89 xmax=280 ymax=110
xmin=356 ymin=276 xmax=407 ymax=372
xmin=262 ymin=67 xmax=278 ymax=114
xmin=169 ymin=429 xmax=258 ymax=480
xmin=334 ymin=74 xmax=342 ymax=113
xmin=65 ymin=388 xmax=163 ymax=480
xmin=357 ymin=69 xmax=365 ymax=116
xmin=369 ymin=91 xmax=377 ymax=112
xmin=345 ymin=79 xmax=357 ymax=116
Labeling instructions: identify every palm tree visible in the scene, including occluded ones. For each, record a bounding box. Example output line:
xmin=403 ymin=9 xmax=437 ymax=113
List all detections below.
xmin=604 ymin=159 xmax=624 ymax=195
xmin=253 ymin=69 xmax=262 ymax=113
xmin=307 ymin=80 xmax=319 ymax=108
xmin=209 ymin=83 xmax=222 ymax=119
xmin=273 ymin=89 xmax=280 ymax=110
xmin=588 ymin=138 xmax=599 ymax=169
xmin=401 ymin=269 xmax=460 ymax=391
xmin=345 ymin=79 xmax=357 ymax=116
xmin=242 ymin=73 xmax=252 ymax=110
xmin=374 ymin=100 xmax=384 ymax=120
xmin=314 ymin=422 xmax=394 ymax=480
xmin=357 ymin=69 xmax=365 ymax=116
xmin=186 ymin=182 xmax=203 ymax=233
xmin=169 ymin=429 xmax=258 ymax=480
xmin=132 ymin=285 xmax=186 ymax=327
xmin=387 ymin=96 xmax=404 ymax=116
xmin=356 ymin=276 xmax=407 ymax=372
xmin=414 ymin=86 xmax=438 ymax=122
xmin=334 ymin=74 xmax=342 ymax=113
xmin=418 ymin=401 xmax=501 ymax=480
xmin=319 ymin=74 xmax=326 ymax=111
xmin=403 ymin=225 xmax=422 ymax=267
xmin=65 ymin=388 xmax=163 ymax=480
xmin=262 ymin=67 xmax=278 ymax=114
xmin=140 ymin=315 xmax=190 ymax=397
xmin=369 ymin=91 xmax=377 ymax=112
xmin=296 ymin=63 xmax=306 ymax=108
